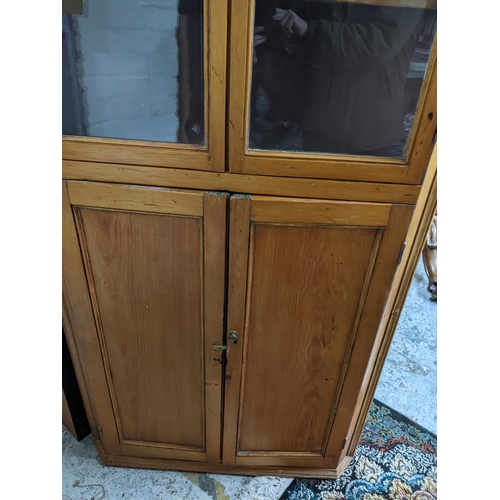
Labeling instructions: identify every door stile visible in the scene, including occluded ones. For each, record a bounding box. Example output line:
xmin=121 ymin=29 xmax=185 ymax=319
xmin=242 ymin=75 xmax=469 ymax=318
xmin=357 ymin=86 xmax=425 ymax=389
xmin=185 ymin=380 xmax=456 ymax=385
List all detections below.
xmin=62 ymin=181 xmax=122 ymax=454
xmin=203 ymin=192 xmax=230 ymax=462
xmin=222 ymin=195 xmax=252 ymax=465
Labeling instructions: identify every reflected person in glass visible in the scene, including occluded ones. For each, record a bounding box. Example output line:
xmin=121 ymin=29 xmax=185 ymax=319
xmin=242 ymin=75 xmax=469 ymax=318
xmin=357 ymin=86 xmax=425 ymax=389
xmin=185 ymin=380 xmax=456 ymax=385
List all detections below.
xmin=251 ymin=0 xmax=425 ymax=157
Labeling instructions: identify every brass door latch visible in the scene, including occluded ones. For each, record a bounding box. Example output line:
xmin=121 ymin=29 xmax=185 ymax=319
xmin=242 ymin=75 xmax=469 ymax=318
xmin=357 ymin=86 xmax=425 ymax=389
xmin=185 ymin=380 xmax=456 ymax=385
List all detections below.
xmin=212 ymin=331 xmax=238 ymax=351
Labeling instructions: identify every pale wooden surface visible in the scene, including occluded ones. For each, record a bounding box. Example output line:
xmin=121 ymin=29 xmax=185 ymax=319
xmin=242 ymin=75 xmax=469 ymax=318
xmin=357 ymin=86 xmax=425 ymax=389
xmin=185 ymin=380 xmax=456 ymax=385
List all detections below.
xmin=342 ymin=143 xmax=438 ymax=462
xmin=67 ymin=181 xmax=204 ymax=216
xmin=237 ymin=225 xmax=379 ymax=454
xmin=63 ymin=182 xmax=228 ymax=463
xmin=250 ymin=197 xmax=391 ymax=225
xmin=406 ymin=54 xmax=437 ymax=184
xmin=63 ymin=161 xmax=421 ymax=204
xmin=63 ymin=138 xmax=209 ymax=170
xmin=202 ymin=192 xmax=229 ymax=463
xmin=98 ymin=439 xmax=352 ymax=479
xmin=77 ymin=208 xmax=205 ymax=448
xmin=63 ymin=182 xmax=122 ymax=454
xmin=223 ymin=195 xmax=410 ymax=470
xmin=223 ymin=196 xmax=252 ymax=466
xmin=227 ymin=0 xmax=253 ymax=173
xmin=241 ymin=153 xmax=408 ymax=184
xmin=322 ymin=204 xmax=414 ymax=467
xmin=62 ymin=0 xmax=438 ymax=476
xmin=206 ymin=0 xmax=228 ymax=171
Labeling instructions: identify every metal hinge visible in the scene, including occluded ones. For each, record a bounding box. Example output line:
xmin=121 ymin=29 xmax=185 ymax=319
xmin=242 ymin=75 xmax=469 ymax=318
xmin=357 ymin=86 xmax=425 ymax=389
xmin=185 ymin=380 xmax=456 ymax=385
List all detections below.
xmin=98 ymin=424 xmax=103 ymax=436
xmin=396 ymin=243 xmax=406 ymax=266
xmin=342 ymin=438 xmax=347 ymax=450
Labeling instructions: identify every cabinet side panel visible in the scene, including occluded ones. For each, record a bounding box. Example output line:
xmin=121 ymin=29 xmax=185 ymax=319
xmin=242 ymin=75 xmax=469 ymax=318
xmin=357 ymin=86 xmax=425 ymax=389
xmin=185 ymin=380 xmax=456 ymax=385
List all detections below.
xmin=78 ymin=208 xmax=205 ymax=449
xmin=238 ymin=224 xmax=378 ymax=453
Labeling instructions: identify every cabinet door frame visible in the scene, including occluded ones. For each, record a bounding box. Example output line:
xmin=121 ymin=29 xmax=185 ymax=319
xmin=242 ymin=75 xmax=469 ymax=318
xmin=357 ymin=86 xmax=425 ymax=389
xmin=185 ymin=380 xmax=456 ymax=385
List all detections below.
xmin=62 ymin=0 xmax=228 ymax=173
xmin=227 ymin=0 xmax=436 ymax=185
xmin=223 ymin=194 xmax=414 ymax=470
xmin=62 ymin=181 xmax=228 ymax=462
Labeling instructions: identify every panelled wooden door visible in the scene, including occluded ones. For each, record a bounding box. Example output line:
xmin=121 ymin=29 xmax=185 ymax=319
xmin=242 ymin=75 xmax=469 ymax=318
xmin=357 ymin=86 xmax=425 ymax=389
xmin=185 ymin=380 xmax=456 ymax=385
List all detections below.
xmin=62 ymin=181 xmax=228 ymax=462
xmin=223 ymin=195 xmax=413 ymax=468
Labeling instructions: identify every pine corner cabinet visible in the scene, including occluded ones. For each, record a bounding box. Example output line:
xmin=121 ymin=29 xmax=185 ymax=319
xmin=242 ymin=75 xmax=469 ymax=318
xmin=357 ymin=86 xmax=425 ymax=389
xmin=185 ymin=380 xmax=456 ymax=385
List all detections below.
xmin=62 ymin=0 xmax=437 ymax=478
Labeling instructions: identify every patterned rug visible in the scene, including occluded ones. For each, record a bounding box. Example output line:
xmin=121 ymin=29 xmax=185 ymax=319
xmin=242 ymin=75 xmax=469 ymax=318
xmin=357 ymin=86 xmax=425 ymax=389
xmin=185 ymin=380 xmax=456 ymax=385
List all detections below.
xmin=279 ymin=399 xmax=437 ymax=500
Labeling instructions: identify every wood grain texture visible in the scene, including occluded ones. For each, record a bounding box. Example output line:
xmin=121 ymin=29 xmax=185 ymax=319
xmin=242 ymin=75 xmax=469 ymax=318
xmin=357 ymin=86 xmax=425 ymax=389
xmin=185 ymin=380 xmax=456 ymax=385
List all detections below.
xmin=202 ymin=192 xmax=229 ymax=462
xmin=62 ymin=182 xmax=121 ymax=454
xmin=237 ymin=224 xmax=380 ymax=455
xmin=405 ymin=54 xmax=437 ymax=184
xmin=250 ymin=197 xmax=390 ymax=225
xmin=77 ymin=208 xmax=205 ymax=449
xmin=223 ymin=195 xmax=251 ymax=465
xmin=67 ymin=181 xmax=203 ymax=216
xmin=63 ymin=161 xmax=421 ymax=205
xmin=119 ymin=443 xmax=207 ymax=462
xmin=227 ymin=0 xmax=253 ymax=172
xmin=64 ymin=181 xmax=228 ymax=462
xmin=223 ymin=195 xmax=399 ymax=469
xmin=241 ymin=154 xmax=408 ymax=184
xmin=62 ymin=138 xmax=209 ymax=170
xmin=323 ymin=203 xmax=414 ymax=467
xmin=206 ymin=0 xmax=228 ymax=172
xmin=96 ymin=439 xmax=353 ymax=479
xmin=343 ymin=144 xmax=437 ymax=462
xmin=404 ymin=39 xmax=437 ymax=166
xmin=67 ymin=182 xmax=203 ymax=217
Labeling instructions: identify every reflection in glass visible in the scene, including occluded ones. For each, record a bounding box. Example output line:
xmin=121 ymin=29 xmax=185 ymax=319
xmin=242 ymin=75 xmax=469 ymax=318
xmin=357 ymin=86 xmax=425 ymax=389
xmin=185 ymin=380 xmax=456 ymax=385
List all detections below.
xmin=250 ymin=1 xmax=436 ymax=157
xmin=62 ymin=0 xmax=204 ymax=145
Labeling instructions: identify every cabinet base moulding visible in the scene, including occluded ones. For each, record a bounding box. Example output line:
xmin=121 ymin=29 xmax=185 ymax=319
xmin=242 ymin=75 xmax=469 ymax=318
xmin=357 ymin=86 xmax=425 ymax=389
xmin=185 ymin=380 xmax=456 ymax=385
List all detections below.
xmin=94 ymin=441 xmax=353 ymax=479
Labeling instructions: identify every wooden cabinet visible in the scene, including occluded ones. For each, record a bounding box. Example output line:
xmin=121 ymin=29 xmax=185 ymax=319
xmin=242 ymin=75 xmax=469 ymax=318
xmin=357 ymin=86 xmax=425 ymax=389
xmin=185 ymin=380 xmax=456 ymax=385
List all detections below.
xmin=62 ymin=0 xmax=437 ymax=478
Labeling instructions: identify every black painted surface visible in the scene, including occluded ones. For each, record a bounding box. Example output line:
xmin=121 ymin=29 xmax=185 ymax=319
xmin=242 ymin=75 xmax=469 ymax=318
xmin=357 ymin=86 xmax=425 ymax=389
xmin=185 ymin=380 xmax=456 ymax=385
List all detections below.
xmin=63 ymin=328 xmax=90 ymax=441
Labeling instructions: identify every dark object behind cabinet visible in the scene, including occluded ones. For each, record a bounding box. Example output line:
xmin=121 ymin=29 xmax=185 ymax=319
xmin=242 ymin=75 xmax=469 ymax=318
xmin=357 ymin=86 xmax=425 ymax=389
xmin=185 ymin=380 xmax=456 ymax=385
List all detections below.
xmin=63 ymin=328 xmax=90 ymax=441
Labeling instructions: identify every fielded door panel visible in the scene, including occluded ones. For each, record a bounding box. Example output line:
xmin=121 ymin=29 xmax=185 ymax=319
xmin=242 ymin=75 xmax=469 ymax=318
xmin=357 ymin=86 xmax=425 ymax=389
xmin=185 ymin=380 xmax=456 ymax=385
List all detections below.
xmin=62 ymin=181 xmax=228 ymax=462
xmin=223 ymin=195 xmax=413 ymax=469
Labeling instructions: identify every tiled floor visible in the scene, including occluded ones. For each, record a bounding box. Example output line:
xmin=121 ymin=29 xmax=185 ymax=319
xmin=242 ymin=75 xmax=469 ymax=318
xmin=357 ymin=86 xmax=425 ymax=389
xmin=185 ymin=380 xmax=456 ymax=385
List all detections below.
xmin=375 ymin=259 xmax=437 ymax=434
xmin=62 ymin=260 xmax=436 ymax=499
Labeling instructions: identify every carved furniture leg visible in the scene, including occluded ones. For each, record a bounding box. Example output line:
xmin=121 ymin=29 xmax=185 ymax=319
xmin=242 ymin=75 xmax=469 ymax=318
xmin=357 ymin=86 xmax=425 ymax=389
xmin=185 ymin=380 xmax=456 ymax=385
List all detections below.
xmin=422 ymin=213 xmax=437 ymax=300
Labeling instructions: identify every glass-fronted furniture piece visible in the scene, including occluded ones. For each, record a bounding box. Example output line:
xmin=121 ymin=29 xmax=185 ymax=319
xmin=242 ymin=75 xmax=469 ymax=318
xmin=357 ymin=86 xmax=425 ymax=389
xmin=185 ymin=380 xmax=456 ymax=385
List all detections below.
xmin=63 ymin=0 xmax=437 ymax=478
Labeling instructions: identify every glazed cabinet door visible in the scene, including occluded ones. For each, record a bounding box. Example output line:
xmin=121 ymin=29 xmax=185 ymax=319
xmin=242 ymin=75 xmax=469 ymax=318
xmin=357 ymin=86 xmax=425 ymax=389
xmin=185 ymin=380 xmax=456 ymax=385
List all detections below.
xmin=62 ymin=0 xmax=227 ymax=171
xmin=62 ymin=181 xmax=227 ymax=463
xmin=228 ymin=0 xmax=437 ymax=184
xmin=223 ymin=194 xmax=413 ymax=471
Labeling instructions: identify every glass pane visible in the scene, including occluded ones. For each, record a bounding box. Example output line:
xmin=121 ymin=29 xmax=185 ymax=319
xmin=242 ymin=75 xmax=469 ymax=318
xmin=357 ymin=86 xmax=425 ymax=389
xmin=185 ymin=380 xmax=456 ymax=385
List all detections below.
xmin=62 ymin=0 xmax=204 ymax=145
xmin=250 ymin=1 xmax=436 ymax=157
